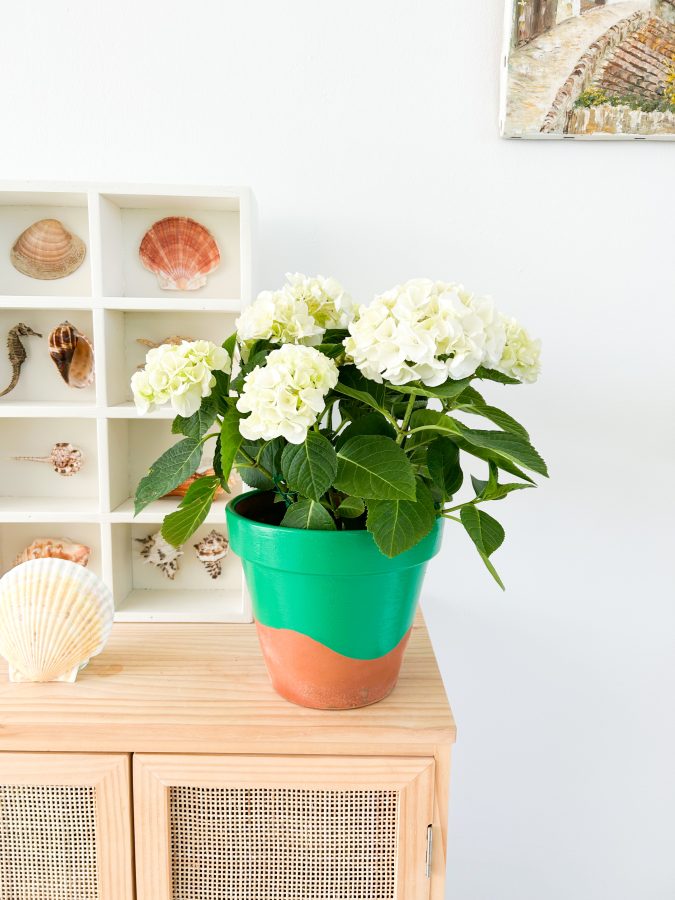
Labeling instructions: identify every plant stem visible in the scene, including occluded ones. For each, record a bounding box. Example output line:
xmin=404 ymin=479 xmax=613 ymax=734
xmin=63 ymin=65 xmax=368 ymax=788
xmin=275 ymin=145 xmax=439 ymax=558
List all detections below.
xmin=397 ymin=393 xmax=417 ymax=446
xmin=441 ymin=513 xmax=462 ymax=523
xmin=443 ymin=497 xmax=486 ymax=515
xmin=238 ymin=446 xmax=274 ymax=482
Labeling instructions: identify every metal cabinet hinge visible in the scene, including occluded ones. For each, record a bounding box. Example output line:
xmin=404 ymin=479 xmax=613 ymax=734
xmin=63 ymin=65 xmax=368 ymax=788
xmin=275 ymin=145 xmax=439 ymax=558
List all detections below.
xmin=425 ymin=824 xmax=433 ymax=878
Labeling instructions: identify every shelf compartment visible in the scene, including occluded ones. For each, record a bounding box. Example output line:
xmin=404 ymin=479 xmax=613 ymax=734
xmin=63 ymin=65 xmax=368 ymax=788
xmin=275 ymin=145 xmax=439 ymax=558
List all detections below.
xmin=104 ymin=418 xmax=219 ymax=513
xmin=111 ymin=522 xmax=245 ymax=623
xmin=0 ymin=309 xmax=96 ymax=405
xmin=103 ymin=309 xmax=238 ymax=407
xmin=97 ymin=192 xmax=242 ymax=301
xmin=0 ymin=418 xmax=99 ymax=506
xmin=0 ymin=522 xmax=103 ymax=579
xmin=0 ymin=192 xmax=92 ymax=297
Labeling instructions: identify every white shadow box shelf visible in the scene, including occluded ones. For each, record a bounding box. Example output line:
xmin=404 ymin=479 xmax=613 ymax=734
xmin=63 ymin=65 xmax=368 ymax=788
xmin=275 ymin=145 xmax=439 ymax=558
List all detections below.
xmin=0 ymin=523 xmax=104 ymax=580
xmin=0 ymin=182 xmax=253 ymax=623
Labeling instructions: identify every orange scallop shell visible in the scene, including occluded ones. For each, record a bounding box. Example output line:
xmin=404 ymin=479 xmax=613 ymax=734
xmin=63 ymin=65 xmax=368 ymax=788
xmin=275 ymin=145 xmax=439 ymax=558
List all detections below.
xmin=139 ymin=216 xmax=220 ymax=291
xmin=11 ymin=219 xmax=86 ymax=280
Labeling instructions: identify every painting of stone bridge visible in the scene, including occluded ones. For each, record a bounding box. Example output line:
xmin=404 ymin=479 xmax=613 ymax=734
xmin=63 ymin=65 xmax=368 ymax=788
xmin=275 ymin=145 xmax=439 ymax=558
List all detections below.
xmin=501 ymin=0 xmax=675 ymax=137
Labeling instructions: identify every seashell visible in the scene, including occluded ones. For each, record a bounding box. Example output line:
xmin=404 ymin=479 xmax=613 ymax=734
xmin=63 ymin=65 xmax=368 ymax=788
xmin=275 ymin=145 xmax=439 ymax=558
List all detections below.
xmin=49 ymin=321 xmax=95 ymax=389
xmin=139 ymin=216 xmax=220 ymax=291
xmin=0 ymin=557 xmax=113 ymax=683
xmin=136 ymin=531 xmax=183 ymax=580
xmin=194 ymin=530 xmax=229 ymax=579
xmin=12 ymin=537 xmax=91 ymax=570
xmin=136 ymin=335 xmax=196 ymax=350
xmin=0 ymin=323 xmax=41 ymax=398
xmin=164 ymin=468 xmax=226 ymax=499
xmin=13 ymin=442 xmax=84 ymax=477
xmin=10 ymin=219 xmax=86 ymax=280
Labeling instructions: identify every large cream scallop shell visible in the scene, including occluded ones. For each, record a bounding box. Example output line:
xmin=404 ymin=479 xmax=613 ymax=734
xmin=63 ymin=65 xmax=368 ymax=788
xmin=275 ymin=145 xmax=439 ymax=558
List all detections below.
xmin=10 ymin=219 xmax=86 ymax=280
xmin=49 ymin=321 xmax=95 ymax=389
xmin=0 ymin=557 xmax=113 ymax=683
xmin=139 ymin=216 xmax=220 ymax=291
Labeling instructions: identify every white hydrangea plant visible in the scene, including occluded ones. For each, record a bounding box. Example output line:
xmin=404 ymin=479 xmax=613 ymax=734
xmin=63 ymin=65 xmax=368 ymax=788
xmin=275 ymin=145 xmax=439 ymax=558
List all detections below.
xmin=133 ymin=274 xmax=546 ymax=586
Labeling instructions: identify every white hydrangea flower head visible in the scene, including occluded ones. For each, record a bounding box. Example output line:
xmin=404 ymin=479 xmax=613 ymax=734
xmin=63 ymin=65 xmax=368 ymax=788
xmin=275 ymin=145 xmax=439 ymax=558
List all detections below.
xmin=284 ymin=272 xmax=354 ymax=331
xmin=497 ymin=318 xmax=541 ymax=383
xmin=344 ymin=279 xmax=506 ymax=386
xmin=236 ymin=344 xmax=339 ymax=444
xmin=131 ymin=340 xmax=231 ymax=418
xmin=236 ymin=273 xmax=353 ymax=348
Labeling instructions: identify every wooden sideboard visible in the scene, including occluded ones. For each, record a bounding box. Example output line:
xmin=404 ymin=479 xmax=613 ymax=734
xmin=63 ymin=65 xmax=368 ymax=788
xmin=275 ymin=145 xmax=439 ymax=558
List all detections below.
xmin=0 ymin=613 xmax=456 ymax=899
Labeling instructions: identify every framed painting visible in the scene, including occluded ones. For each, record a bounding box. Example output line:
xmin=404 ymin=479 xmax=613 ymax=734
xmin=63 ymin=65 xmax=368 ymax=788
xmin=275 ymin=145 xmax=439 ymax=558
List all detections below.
xmin=500 ymin=0 xmax=675 ymax=138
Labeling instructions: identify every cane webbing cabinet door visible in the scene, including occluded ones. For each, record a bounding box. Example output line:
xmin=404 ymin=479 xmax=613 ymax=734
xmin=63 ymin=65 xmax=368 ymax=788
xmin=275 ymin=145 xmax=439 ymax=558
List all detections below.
xmin=0 ymin=752 xmax=134 ymax=900
xmin=134 ymin=753 xmax=435 ymax=900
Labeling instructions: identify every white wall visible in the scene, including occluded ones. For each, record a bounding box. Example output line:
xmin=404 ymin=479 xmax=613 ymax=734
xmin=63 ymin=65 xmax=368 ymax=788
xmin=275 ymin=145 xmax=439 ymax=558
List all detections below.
xmin=1 ymin=1 xmax=673 ymax=897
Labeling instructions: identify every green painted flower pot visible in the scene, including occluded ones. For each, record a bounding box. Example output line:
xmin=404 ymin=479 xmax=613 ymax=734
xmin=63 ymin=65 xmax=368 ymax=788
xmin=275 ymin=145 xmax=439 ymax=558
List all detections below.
xmin=226 ymin=490 xmax=443 ymax=710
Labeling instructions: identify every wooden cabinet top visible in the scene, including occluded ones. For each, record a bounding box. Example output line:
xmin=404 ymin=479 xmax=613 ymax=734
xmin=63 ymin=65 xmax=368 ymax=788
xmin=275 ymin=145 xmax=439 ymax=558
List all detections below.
xmin=0 ymin=614 xmax=455 ymax=755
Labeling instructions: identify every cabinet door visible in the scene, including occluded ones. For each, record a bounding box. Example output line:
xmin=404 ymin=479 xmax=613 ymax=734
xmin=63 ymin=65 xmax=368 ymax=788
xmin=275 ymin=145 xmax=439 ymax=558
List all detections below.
xmin=0 ymin=752 xmax=134 ymax=900
xmin=135 ymin=754 xmax=435 ymax=900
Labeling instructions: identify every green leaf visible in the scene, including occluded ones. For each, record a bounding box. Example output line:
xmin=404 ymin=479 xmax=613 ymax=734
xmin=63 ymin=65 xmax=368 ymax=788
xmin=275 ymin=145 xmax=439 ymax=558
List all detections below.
xmin=389 ymin=376 xmax=473 ymax=400
xmin=408 ymin=410 xmax=544 ymax=480
xmin=161 ymin=476 xmax=222 ymax=546
xmin=335 ymin=381 xmax=388 ymax=417
xmin=336 ymin=496 xmax=366 ymax=518
xmin=335 ymin=366 xmax=388 ymax=413
xmin=455 ymin=386 xmax=529 ymax=439
xmin=219 ymin=407 xmax=244 ymax=487
xmin=366 ymin=480 xmax=436 ymax=557
xmin=335 ymin=435 xmax=416 ymax=500
xmin=322 ymin=328 xmax=350 ymax=343
xmin=171 ymin=397 xmax=218 ymax=440
xmin=335 ymin=412 xmax=396 ymax=449
xmin=460 ymin=428 xmax=548 ymax=477
xmin=222 ymin=331 xmax=237 ymax=360
xmin=472 ymin=462 xmax=533 ymax=501
xmin=475 ymin=366 xmax=521 ymax=385
xmin=315 ymin=342 xmax=346 ymax=359
xmin=460 ymin=506 xmax=506 ymax=589
xmin=281 ymin=432 xmax=337 ymax=502
xmin=134 ymin=438 xmax=203 ymax=514
xmin=281 ymin=499 xmax=336 ymax=530
xmin=427 ymin=437 xmax=463 ymax=500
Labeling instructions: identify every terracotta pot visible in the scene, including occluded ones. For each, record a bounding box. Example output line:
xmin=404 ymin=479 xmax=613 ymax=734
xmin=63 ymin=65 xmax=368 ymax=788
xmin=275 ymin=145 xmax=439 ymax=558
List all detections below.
xmin=226 ymin=490 xmax=443 ymax=710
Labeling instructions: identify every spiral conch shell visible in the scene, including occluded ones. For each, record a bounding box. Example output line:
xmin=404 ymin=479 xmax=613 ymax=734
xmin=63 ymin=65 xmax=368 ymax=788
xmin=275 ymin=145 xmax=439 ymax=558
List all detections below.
xmin=12 ymin=537 xmax=91 ymax=570
xmin=136 ymin=531 xmax=183 ymax=580
xmin=139 ymin=216 xmax=220 ymax=291
xmin=49 ymin=321 xmax=95 ymax=389
xmin=10 ymin=219 xmax=86 ymax=280
xmin=194 ymin=530 xmax=229 ymax=579
xmin=13 ymin=442 xmax=83 ymax=476
xmin=0 ymin=558 xmax=113 ymax=683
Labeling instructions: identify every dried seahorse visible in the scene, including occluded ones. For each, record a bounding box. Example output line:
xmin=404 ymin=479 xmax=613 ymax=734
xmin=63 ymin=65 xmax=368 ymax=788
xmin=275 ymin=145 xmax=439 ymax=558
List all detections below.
xmin=0 ymin=323 xmax=42 ymax=397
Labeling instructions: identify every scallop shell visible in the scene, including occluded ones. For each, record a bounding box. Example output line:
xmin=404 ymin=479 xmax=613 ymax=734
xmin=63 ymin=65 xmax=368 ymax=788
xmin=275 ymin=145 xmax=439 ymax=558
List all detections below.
xmin=139 ymin=216 xmax=220 ymax=291
xmin=136 ymin=335 xmax=195 ymax=350
xmin=13 ymin=537 xmax=91 ymax=570
xmin=10 ymin=219 xmax=86 ymax=280
xmin=0 ymin=557 xmax=113 ymax=683
xmin=136 ymin=531 xmax=183 ymax=580
xmin=49 ymin=321 xmax=95 ymax=389
xmin=194 ymin=530 xmax=229 ymax=579
xmin=164 ymin=468 xmax=226 ymax=499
